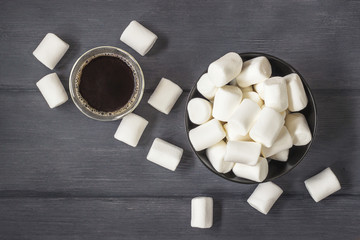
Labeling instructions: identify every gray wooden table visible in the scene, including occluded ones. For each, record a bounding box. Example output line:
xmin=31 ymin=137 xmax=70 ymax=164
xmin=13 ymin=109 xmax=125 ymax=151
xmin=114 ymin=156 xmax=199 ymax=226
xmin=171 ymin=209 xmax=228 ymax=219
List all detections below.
xmin=1 ymin=0 xmax=359 ymax=239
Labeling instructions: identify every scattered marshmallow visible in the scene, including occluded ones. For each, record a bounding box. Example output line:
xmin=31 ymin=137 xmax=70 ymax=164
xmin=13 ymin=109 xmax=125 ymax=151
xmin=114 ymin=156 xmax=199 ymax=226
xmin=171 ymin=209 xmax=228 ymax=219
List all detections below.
xmin=243 ymin=91 xmax=264 ymax=107
xmin=247 ymin=182 xmax=283 ymax=215
xmin=224 ymin=141 xmax=261 ymax=165
xmin=223 ymin=123 xmax=252 ymax=141
xmin=197 ymin=73 xmax=218 ymax=100
xmin=187 ymin=98 xmax=212 ymax=125
xmin=114 ymin=113 xmax=148 ymax=147
xmin=189 ymin=119 xmax=226 ymax=151
xmin=212 ymin=85 xmax=243 ymax=121
xmin=264 ymin=77 xmax=288 ymax=112
xmin=253 ymin=81 xmax=266 ymax=100
xmin=208 ymin=52 xmax=243 ymax=87
xmin=262 ymin=126 xmax=293 ymax=158
xmin=236 ymin=56 xmax=272 ymax=87
xmin=146 ymin=138 xmax=183 ymax=171
xmin=284 ymin=73 xmax=308 ymax=112
xmin=120 ymin=20 xmax=158 ymax=56
xmin=33 ymin=33 xmax=69 ymax=70
xmin=270 ymin=149 xmax=289 ymax=162
xmin=206 ymin=141 xmax=234 ymax=173
xmin=36 ymin=73 xmax=68 ymax=108
xmin=148 ymin=78 xmax=183 ymax=114
xmin=191 ymin=197 xmax=213 ymax=228
xmin=228 ymin=99 xmax=261 ymax=136
xmin=285 ymin=113 xmax=312 ymax=146
xmin=232 ymin=157 xmax=269 ymax=182
xmin=249 ymin=107 xmax=284 ymax=148
xmin=304 ymin=167 xmax=341 ymax=202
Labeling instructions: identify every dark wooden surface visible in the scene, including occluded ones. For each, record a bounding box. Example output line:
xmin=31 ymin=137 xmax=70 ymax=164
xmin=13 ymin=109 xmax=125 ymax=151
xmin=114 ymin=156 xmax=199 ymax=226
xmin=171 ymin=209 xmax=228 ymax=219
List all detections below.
xmin=0 ymin=1 xmax=359 ymax=239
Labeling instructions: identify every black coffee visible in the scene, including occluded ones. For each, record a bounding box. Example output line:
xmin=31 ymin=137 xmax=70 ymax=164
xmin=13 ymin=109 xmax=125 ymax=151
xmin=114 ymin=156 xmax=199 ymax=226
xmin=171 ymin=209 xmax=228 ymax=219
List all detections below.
xmin=77 ymin=55 xmax=135 ymax=113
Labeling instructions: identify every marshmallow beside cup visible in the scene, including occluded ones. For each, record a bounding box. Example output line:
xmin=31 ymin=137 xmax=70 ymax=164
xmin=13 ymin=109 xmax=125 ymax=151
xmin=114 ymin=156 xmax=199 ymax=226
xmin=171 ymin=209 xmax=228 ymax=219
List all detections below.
xmin=120 ymin=20 xmax=158 ymax=56
xmin=114 ymin=113 xmax=148 ymax=147
xmin=247 ymin=182 xmax=283 ymax=215
xmin=33 ymin=33 xmax=69 ymax=70
xmin=236 ymin=56 xmax=272 ymax=88
xmin=36 ymin=73 xmax=68 ymax=108
xmin=191 ymin=197 xmax=213 ymax=228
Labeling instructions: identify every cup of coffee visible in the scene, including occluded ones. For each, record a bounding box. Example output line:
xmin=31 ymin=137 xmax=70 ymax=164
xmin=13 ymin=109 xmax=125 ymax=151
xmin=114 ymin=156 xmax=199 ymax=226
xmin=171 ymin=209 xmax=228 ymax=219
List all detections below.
xmin=69 ymin=46 xmax=145 ymax=121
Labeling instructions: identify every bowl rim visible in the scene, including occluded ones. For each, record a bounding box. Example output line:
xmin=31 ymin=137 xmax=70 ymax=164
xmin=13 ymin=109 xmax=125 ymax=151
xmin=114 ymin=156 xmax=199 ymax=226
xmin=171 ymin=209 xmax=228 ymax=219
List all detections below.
xmin=184 ymin=52 xmax=318 ymax=184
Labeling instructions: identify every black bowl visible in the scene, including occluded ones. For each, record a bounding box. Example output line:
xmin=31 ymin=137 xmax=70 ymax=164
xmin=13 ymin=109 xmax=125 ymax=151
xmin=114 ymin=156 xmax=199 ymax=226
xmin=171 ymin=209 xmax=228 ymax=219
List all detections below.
xmin=185 ymin=52 xmax=317 ymax=184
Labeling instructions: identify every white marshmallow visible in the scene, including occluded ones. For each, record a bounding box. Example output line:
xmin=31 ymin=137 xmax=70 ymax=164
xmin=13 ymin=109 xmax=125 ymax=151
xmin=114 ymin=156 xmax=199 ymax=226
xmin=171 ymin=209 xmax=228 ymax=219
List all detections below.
xmin=228 ymin=99 xmax=261 ymax=136
xmin=247 ymin=182 xmax=283 ymax=215
xmin=146 ymin=138 xmax=183 ymax=171
xmin=264 ymin=77 xmax=288 ymax=112
xmin=304 ymin=167 xmax=341 ymax=202
xmin=249 ymin=107 xmax=285 ymax=148
xmin=189 ymin=119 xmax=226 ymax=151
xmin=197 ymin=73 xmax=218 ymax=100
xmin=33 ymin=33 xmax=69 ymax=70
xmin=120 ymin=20 xmax=158 ymax=56
xmin=243 ymin=91 xmax=264 ymax=107
xmin=285 ymin=113 xmax=312 ymax=146
xmin=223 ymin=123 xmax=252 ymax=142
xmin=253 ymin=81 xmax=265 ymax=100
xmin=187 ymin=98 xmax=212 ymax=125
xmin=224 ymin=141 xmax=261 ymax=165
xmin=148 ymin=78 xmax=183 ymax=114
xmin=270 ymin=149 xmax=289 ymax=162
xmin=208 ymin=52 xmax=243 ymax=87
xmin=212 ymin=85 xmax=243 ymax=121
xmin=241 ymin=86 xmax=253 ymax=92
xmin=262 ymin=126 xmax=293 ymax=158
xmin=236 ymin=56 xmax=272 ymax=88
xmin=36 ymin=73 xmax=68 ymax=108
xmin=191 ymin=197 xmax=213 ymax=228
xmin=114 ymin=113 xmax=148 ymax=147
xmin=206 ymin=141 xmax=234 ymax=173
xmin=284 ymin=73 xmax=308 ymax=112
xmin=232 ymin=157 xmax=269 ymax=182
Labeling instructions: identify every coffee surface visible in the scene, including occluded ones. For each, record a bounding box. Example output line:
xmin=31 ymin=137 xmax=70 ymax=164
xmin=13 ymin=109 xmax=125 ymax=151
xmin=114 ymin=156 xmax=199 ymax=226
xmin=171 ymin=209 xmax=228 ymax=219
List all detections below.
xmin=79 ymin=56 xmax=135 ymax=112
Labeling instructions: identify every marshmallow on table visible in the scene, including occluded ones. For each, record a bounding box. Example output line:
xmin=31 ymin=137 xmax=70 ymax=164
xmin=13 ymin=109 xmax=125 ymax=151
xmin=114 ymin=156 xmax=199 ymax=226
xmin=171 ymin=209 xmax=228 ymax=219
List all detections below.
xmin=228 ymin=99 xmax=261 ymax=136
xmin=285 ymin=113 xmax=312 ymax=146
xmin=224 ymin=141 xmax=261 ymax=165
xmin=206 ymin=141 xmax=234 ymax=173
xmin=232 ymin=157 xmax=269 ymax=182
xmin=304 ymin=167 xmax=341 ymax=202
xmin=187 ymin=98 xmax=212 ymax=125
xmin=236 ymin=56 xmax=272 ymax=88
xmin=249 ymin=107 xmax=285 ymax=148
xmin=223 ymin=123 xmax=252 ymax=142
xmin=197 ymin=73 xmax=218 ymax=100
xmin=243 ymin=91 xmax=264 ymax=107
xmin=284 ymin=73 xmax=308 ymax=112
xmin=264 ymin=77 xmax=288 ymax=112
xmin=33 ymin=33 xmax=69 ymax=70
xmin=208 ymin=52 xmax=243 ymax=87
xmin=212 ymin=85 xmax=243 ymax=121
xmin=120 ymin=20 xmax=158 ymax=56
xmin=191 ymin=197 xmax=213 ymax=228
xmin=36 ymin=73 xmax=68 ymax=108
xmin=262 ymin=126 xmax=293 ymax=158
xmin=253 ymin=81 xmax=266 ymax=100
xmin=247 ymin=182 xmax=283 ymax=215
xmin=146 ymin=138 xmax=183 ymax=171
xmin=114 ymin=113 xmax=148 ymax=147
xmin=189 ymin=119 xmax=226 ymax=151
xmin=270 ymin=149 xmax=289 ymax=162
xmin=148 ymin=78 xmax=183 ymax=114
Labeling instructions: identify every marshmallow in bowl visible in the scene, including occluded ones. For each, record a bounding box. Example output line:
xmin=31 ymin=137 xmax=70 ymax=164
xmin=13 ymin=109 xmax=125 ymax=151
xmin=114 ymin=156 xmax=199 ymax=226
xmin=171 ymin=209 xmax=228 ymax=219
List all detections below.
xmin=236 ymin=56 xmax=272 ymax=88
xmin=285 ymin=113 xmax=312 ymax=146
xmin=253 ymin=81 xmax=266 ymax=100
xmin=241 ymin=86 xmax=253 ymax=92
xmin=114 ymin=113 xmax=148 ymax=147
xmin=33 ymin=33 xmax=69 ymax=70
xmin=197 ymin=73 xmax=218 ymax=100
xmin=212 ymin=85 xmax=243 ymax=121
xmin=262 ymin=126 xmax=293 ymax=158
xmin=284 ymin=73 xmax=308 ymax=112
xmin=304 ymin=167 xmax=341 ymax=202
xmin=224 ymin=141 xmax=262 ymax=165
xmin=243 ymin=91 xmax=264 ymax=107
xmin=247 ymin=182 xmax=283 ymax=215
xmin=187 ymin=98 xmax=212 ymax=125
xmin=206 ymin=141 xmax=234 ymax=173
xmin=189 ymin=119 xmax=226 ymax=151
xmin=223 ymin=123 xmax=252 ymax=142
xmin=249 ymin=107 xmax=284 ymax=148
xmin=208 ymin=52 xmax=243 ymax=87
xmin=36 ymin=73 xmax=68 ymax=108
xmin=120 ymin=20 xmax=158 ymax=56
xmin=264 ymin=77 xmax=289 ymax=112
xmin=232 ymin=157 xmax=269 ymax=182
xmin=270 ymin=149 xmax=289 ymax=162
xmin=191 ymin=197 xmax=213 ymax=228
